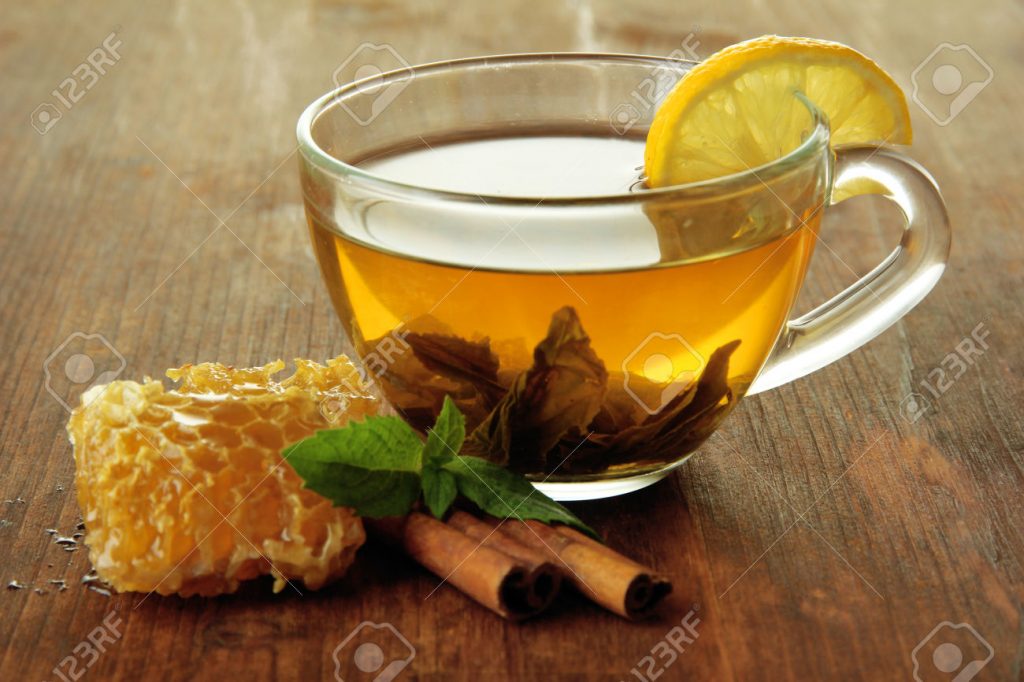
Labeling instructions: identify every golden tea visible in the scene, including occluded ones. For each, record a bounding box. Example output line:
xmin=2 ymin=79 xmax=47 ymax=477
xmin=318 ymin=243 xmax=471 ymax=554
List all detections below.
xmin=306 ymin=135 xmax=820 ymax=481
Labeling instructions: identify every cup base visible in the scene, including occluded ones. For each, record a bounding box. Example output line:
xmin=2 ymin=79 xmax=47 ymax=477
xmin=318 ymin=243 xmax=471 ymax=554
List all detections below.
xmin=533 ymin=469 xmax=671 ymax=501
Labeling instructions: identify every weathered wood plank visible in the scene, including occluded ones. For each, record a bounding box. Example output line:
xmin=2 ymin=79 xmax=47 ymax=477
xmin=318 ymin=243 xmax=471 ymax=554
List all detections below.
xmin=1 ymin=1 xmax=1021 ymax=680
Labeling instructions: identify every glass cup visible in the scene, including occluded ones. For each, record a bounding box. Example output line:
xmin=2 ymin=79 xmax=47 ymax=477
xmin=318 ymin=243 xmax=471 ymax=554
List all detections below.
xmin=297 ymin=54 xmax=950 ymax=500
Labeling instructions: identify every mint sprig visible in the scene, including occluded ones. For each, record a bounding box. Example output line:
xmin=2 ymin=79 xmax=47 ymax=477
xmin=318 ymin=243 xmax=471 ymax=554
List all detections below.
xmin=283 ymin=396 xmax=596 ymax=538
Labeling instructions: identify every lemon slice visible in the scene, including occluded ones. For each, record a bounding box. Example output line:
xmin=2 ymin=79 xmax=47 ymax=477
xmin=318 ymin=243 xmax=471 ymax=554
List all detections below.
xmin=645 ymin=35 xmax=912 ymax=186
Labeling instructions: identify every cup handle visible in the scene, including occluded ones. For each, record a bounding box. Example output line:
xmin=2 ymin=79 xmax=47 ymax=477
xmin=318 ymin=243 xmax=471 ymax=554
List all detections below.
xmin=746 ymin=146 xmax=951 ymax=395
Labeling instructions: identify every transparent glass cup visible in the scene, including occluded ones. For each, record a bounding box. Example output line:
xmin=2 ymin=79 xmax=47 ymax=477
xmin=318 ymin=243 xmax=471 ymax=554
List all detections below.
xmin=297 ymin=54 xmax=950 ymax=500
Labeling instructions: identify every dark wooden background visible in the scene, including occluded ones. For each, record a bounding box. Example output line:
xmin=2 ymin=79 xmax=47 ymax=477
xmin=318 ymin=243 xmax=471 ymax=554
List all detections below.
xmin=2 ymin=1 xmax=1021 ymax=680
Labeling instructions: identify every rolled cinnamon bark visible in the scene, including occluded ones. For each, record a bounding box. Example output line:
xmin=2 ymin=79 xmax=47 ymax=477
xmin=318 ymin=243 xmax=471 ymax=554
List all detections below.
xmin=366 ymin=513 xmax=543 ymax=620
xmin=489 ymin=518 xmax=672 ymax=619
xmin=447 ymin=510 xmax=562 ymax=611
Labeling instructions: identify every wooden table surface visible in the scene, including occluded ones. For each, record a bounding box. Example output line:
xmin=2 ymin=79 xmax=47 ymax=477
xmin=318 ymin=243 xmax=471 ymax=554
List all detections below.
xmin=2 ymin=1 xmax=1022 ymax=680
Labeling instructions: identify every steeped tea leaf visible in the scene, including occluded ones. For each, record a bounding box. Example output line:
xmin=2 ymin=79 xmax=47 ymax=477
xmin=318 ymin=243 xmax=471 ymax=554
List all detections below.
xmin=406 ymin=332 xmax=506 ymax=406
xmin=463 ymin=307 xmax=608 ymax=468
xmin=355 ymin=307 xmax=743 ymax=481
xmin=367 ymin=328 xmax=504 ymax=431
xmin=558 ymin=339 xmax=741 ymax=474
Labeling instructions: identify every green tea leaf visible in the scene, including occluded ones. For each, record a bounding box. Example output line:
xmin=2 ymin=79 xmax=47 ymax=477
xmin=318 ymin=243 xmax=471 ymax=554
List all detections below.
xmin=444 ymin=455 xmax=597 ymax=538
xmin=423 ymin=395 xmax=465 ymax=466
xmin=421 ymin=464 xmax=458 ymax=518
xmin=283 ymin=416 xmax=423 ymax=517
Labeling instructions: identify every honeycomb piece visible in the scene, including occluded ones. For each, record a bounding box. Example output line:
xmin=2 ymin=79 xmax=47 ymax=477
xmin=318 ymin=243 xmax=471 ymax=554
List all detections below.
xmin=67 ymin=356 xmax=378 ymax=597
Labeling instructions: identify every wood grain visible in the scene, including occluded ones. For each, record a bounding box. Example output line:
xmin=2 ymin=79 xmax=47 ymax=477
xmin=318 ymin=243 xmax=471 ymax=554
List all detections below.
xmin=2 ymin=1 xmax=1022 ymax=680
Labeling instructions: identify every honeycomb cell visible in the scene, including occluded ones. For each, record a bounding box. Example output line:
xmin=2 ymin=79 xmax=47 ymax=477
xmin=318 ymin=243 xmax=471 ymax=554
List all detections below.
xmin=67 ymin=356 xmax=378 ymax=597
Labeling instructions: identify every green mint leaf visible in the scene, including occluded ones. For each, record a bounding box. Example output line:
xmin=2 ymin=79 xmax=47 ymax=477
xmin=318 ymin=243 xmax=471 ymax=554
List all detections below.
xmin=421 ymin=464 xmax=458 ymax=518
xmin=283 ymin=416 xmax=424 ymax=518
xmin=316 ymin=415 xmax=424 ymax=470
xmin=283 ymin=401 xmax=597 ymax=538
xmin=289 ymin=457 xmax=421 ymax=517
xmin=444 ymin=455 xmax=598 ymax=539
xmin=423 ymin=395 xmax=466 ymax=466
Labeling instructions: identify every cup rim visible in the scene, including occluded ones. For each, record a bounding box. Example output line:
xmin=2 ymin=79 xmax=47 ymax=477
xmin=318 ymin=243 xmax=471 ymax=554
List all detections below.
xmin=296 ymin=52 xmax=831 ymax=206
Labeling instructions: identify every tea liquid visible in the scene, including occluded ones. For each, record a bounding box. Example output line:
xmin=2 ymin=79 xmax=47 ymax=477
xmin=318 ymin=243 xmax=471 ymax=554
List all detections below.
xmin=307 ymin=135 xmax=819 ymax=478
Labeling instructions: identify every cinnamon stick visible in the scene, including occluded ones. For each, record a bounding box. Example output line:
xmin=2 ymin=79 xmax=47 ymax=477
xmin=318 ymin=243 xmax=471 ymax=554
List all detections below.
xmin=446 ymin=510 xmax=562 ymax=612
xmin=487 ymin=518 xmax=672 ymax=619
xmin=366 ymin=513 xmax=544 ymax=620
